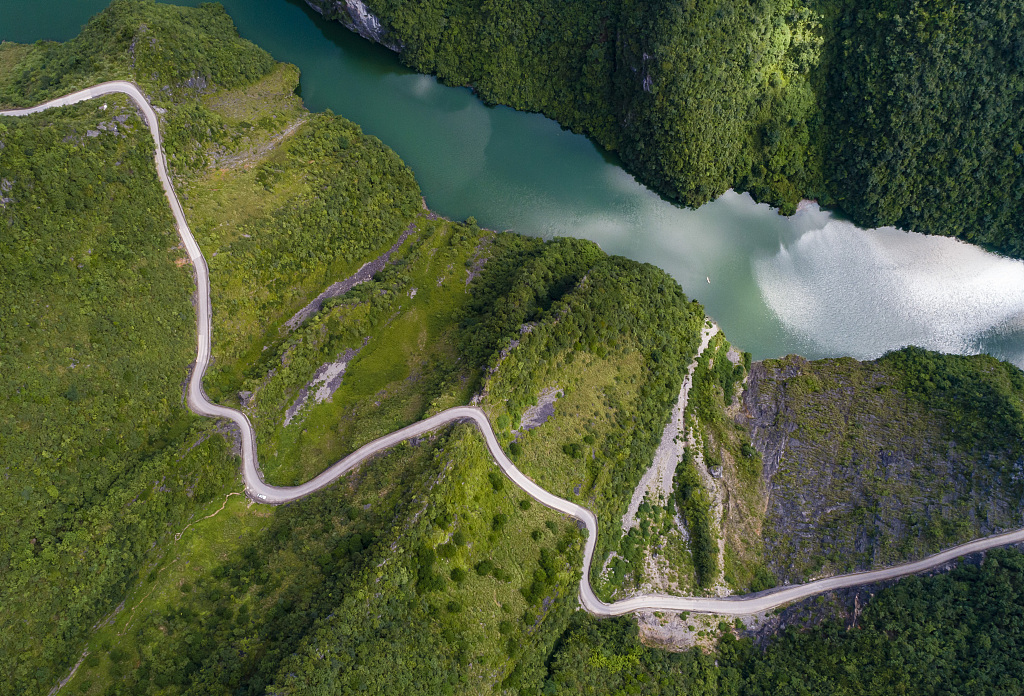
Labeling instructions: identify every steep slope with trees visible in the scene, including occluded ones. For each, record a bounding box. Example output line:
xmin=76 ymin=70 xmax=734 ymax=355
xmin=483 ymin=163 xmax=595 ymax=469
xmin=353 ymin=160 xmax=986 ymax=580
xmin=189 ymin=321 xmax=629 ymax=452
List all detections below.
xmin=538 ymin=548 xmax=1024 ymax=695
xmin=308 ymin=0 xmax=1024 ymax=256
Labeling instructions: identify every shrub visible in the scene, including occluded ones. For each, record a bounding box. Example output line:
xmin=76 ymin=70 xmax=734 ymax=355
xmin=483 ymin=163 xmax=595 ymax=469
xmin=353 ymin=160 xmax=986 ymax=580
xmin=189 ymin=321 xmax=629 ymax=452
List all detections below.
xmin=750 ymin=566 xmax=778 ymax=593
xmin=562 ymin=442 xmax=584 ymax=459
xmin=675 ymin=462 xmax=718 ymax=586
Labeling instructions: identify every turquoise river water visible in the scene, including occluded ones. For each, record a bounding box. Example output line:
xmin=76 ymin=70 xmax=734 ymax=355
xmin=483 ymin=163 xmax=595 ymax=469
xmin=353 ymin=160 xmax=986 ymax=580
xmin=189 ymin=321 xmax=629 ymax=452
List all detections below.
xmin=5 ymin=0 xmax=1024 ymax=366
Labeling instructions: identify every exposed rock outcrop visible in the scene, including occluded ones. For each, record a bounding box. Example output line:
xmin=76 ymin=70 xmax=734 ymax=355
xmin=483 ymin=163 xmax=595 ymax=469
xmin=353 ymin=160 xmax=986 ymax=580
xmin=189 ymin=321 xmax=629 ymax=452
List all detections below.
xmin=304 ymin=0 xmax=404 ymax=52
xmin=736 ymin=355 xmax=1024 ymax=585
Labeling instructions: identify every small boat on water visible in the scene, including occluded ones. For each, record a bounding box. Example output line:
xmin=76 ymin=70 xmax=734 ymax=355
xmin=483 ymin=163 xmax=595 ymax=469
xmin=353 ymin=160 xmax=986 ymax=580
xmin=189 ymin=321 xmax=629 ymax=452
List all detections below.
xmin=706 ymin=276 xmax=710 ymax=284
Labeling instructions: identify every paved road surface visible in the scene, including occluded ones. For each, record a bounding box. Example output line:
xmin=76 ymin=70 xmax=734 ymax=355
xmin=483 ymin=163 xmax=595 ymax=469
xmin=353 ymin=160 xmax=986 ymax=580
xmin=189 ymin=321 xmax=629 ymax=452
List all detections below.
xmin=6 ymin=84 xmax=1024 ymax=617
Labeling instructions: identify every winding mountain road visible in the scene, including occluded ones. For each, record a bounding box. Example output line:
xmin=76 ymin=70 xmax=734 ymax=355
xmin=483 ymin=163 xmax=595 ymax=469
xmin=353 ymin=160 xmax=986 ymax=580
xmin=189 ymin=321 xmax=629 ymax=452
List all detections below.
xmin=6 ymin=83 xmax=1024 ymax=617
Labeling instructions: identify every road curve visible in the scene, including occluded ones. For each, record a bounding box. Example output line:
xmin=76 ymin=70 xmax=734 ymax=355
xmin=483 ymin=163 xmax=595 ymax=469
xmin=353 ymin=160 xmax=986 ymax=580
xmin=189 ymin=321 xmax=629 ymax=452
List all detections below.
xmin=6 ymin=84 xmax=1024 ymax=617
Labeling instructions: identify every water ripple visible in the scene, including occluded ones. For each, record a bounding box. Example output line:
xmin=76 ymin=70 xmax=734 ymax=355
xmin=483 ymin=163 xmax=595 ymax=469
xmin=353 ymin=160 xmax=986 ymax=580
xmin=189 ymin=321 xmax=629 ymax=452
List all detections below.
xmin=755 ymin=209 xmax=1024 ymax=366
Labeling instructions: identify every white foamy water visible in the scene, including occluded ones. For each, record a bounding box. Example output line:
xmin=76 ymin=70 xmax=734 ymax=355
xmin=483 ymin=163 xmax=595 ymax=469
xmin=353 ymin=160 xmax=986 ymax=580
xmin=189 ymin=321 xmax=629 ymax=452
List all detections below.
xmin=755 ymin=206 xmax=1024 ymax=364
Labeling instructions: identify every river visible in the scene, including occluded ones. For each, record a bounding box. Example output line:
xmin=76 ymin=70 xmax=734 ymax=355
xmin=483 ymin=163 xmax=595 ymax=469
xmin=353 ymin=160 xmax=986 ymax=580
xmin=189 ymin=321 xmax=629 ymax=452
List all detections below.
xmin=6 ymin=0 xmax=1024 ymax=367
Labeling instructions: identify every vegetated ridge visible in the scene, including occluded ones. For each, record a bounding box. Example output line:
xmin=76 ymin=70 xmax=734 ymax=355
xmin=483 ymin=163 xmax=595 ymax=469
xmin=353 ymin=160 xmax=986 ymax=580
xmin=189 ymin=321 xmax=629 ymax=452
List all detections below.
xmin=9 ymin=76 xmax=1024 ymax=695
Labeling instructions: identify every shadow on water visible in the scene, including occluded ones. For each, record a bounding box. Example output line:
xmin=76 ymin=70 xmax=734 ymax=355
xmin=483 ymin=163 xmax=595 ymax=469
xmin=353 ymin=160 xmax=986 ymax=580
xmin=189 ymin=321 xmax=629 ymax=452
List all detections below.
xmin=280 ymin=0 xmax=408 ymax=79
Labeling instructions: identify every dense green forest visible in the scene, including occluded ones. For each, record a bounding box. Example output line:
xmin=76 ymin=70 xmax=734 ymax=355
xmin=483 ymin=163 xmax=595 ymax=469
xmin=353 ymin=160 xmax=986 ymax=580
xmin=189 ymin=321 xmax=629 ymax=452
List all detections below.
xmin=0 ymin=95 xmax=237 ymax=696
xmin=825 ymin=0 xmax=1024 ymax=255
xmin=539 ymin=548 xmax=1024 ymax=695
xmin=309 ymin=0 xmax=1024 ymax=256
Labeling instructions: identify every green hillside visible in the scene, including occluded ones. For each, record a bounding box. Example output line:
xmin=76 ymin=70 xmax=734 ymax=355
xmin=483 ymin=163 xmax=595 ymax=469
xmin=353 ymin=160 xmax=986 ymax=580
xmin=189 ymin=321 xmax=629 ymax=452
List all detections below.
xmin=0 ymin=4 xmax=702 ymax=692
xmin=4 ymin=3 xmax=1024 ymax=696
xmin=0 ymin=90 xmax=238 ymax=696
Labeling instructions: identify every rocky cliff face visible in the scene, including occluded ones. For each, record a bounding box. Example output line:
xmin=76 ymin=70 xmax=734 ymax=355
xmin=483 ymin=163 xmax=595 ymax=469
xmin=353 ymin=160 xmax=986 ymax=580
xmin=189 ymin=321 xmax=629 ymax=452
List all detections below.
xmin=737 ymin=355 xmax=1024 ymax=585
xmin=305 ymin=0 xmax=403 ymax=52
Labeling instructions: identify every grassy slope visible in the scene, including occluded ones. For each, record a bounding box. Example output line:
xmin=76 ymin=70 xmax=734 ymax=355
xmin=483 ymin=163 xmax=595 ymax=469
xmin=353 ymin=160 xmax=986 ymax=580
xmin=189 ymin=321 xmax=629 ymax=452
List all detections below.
xmin=63 ymin=422 xmax=586 ymax=696
xmin=237 ymin=217 xmax=482 ymax=485
xmin=66 ymin=436 xmax=446 ymax=695
xmin=267 ymin=426 xmax=585 ymax=695
xmin=0 ymin=4 xmax=283 ymax=691
xmin=184 ymin=68 xmax=424 ymax=407
xmin=0 ymin=41 xmax=32 ymax=76
xmin=0 ymin=1 xmax=274 ymax=109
